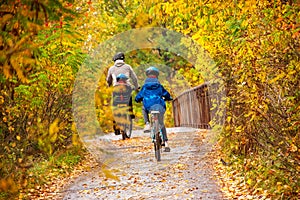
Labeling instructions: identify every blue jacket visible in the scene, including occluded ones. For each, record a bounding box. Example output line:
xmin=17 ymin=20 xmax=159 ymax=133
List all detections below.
xmin=135 ymin=78 xmax=172 ymax=113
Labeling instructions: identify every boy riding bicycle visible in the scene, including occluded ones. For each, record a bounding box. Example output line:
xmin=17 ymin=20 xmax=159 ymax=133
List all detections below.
xmin=135 ymin=66 xmax=173 ymax=152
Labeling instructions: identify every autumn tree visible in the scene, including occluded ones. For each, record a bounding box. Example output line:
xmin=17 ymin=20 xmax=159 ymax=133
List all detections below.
xmin=0 ymin=0 xmax=86 ymax=197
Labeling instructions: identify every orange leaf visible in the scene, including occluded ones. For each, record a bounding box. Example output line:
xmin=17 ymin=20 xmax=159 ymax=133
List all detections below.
xmin=276 ymin=17 xmax=283 ymax=23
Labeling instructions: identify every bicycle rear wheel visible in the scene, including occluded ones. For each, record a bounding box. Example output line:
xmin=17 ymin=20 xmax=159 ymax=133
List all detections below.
xmin=121 ymin=114 xmax=132 ymax=140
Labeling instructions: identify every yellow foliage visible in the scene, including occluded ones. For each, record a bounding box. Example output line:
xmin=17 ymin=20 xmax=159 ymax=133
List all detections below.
xmin=16 ymin=135 xmax=21 ymax=141
xmin=0 ymin=96 xmax=4 ymax=105
xmin=3 ymin=63 xmax=12 ymax=79
xmin=49 ymin=118 xmax=60 ymax=143
xmin=0 ymin=14 xmax=13 ymax=28
xmin=10 ymin=56 xmax=28 ymax=83
xmin=135 ymin=13 xmax=149 ymax=28
xmin=0 ymin=177 xmax=18 ymax=193
xmin=71 ymin=122 xmax=77 ymax=132
xmin=72 ymin=133 xmax=80 ymax=146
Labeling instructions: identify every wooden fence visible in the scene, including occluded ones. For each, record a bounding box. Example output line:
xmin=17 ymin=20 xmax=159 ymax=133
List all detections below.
xmin=172 ymin=82 xmax=220 ymax=129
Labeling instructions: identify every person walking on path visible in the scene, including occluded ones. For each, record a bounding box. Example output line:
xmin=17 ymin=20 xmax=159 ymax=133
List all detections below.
xmin=106 ymin=52 xmax=139 ymax=134
xmin=106 ymin=52 xmax=139 ymax=90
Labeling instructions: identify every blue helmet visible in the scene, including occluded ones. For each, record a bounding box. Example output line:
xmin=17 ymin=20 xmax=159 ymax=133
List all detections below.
xmin=116 ymin=73 xmax=128 ymax=82
xmin=146 ymin=66 xmax=159 ymax=76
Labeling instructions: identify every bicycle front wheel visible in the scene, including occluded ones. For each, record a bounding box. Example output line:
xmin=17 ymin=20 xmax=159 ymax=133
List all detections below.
xmin=154 ymin=132 xmax=162 ymax=161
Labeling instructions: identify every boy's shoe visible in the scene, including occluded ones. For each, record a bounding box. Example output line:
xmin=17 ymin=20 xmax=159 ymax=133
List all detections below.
xmin=164 ymin=147 xmax=170 ymax=152
xmin=144 ymin=122 xmax=150 ymax=133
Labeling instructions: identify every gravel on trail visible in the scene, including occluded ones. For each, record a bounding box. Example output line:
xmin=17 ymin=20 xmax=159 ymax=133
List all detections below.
xmin=60 ymin=127 xmax=226 ymax=200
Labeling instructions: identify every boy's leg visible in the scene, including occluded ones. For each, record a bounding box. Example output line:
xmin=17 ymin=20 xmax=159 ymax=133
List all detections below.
xmin=158 ymin=113 xmax=170 ymax=152
xmin=161 ymin=126 xmax=168 ymax=142
xmin=142 ymin=106 xmax=149 ymax=123
xmin=142 ymin=106 xmax=150 ymax=132
xmin=158 ymin=114 xmax=168 ymax=142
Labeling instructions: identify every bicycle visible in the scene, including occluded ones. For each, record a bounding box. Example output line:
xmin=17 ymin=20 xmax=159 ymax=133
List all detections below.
xmin=150 ymin=110 xmax=163 ymax=161
xmin=112 ymin=84 xmax=133 ymax=140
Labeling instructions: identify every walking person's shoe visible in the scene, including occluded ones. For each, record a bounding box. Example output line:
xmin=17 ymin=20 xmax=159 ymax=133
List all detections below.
xmin=114 ymin=129 xmax=120 ymax=135
xmin=144 ymin=122 xmax=151 ymax=133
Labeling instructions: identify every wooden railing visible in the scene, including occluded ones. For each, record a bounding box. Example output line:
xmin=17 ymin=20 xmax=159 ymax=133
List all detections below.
xmin=172 ymin=82 xmax=219 ymax=129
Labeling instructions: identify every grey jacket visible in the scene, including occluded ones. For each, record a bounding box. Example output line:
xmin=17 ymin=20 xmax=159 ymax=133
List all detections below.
xmin=106 ymin=60 xmax=139 ymax=89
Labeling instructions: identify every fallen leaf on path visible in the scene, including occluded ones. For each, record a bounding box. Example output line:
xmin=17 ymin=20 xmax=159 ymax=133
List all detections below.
xmin=100 ymin=167 xmax=120 ymax=181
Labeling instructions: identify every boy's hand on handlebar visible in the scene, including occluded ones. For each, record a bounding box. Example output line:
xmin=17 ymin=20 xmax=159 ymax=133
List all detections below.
xmin=162 ymin=97 xmax=173 ymax=101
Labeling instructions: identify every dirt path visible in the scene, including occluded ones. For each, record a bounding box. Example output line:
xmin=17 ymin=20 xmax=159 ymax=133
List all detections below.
xmin=59 ymin=128 xmax=226 ymax=200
